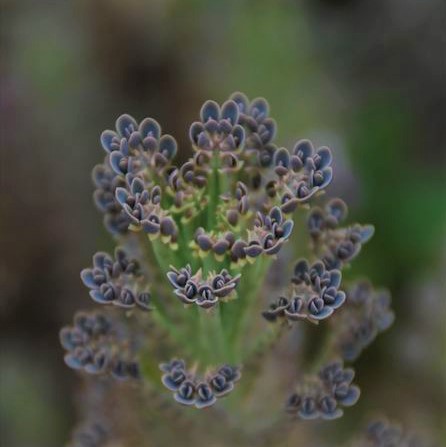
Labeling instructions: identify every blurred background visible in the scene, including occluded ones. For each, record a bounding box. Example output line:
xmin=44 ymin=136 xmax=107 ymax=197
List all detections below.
xmin=1 ymin=0 xmax=445 ymax=445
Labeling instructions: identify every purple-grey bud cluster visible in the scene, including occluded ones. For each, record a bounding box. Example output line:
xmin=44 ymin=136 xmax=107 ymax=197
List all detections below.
xmin=250 ymin=206 xmax=294 ymax=256
xmin=334 ymin=281 xmax=394 ymax=361
xmin=229 ymin=92 xmax=277 ymax=168
xmin=93 ymin=114 xmax=178 ymax=235
xmin=80 ymin=248 xmax=152 ymax=310
xmin=285 ymin=361 xmax=360 ymax=420
xmin=189 ymin=99 xmax=245 ymax=172
xmin=115 ymin=174 xmax=177 ymax=243
xmin=192 ymin=206 xmax=293 ymax=264
xmin=159 ymin=359 xmax=241 ymax=409
xmin=164 ymin=161 xmax=208 ymax=218
xmin=263 ymin=259 xmax=345 ymax=324
xmin=101 ymin=114 xmax=177 ymax=175
xmin=307 ymin=198 xmax=374 ymax=270
xmin=269 ymin=139 xmax=333 ymax=214
xmin=167 ymin=265 xmax=240 ymax=309
xmin=353 ymin=420 xmax=427 ymax=447
xmin=60 ymin=311 xmax=140 ymax=380
xmin=92 ymin=163 xmax=131 ymax=235
xmin=220 ymin=181 xmax=250 ymax=228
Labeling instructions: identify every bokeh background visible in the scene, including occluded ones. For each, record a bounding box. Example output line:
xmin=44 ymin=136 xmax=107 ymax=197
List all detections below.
xmin=1 ymin=0 xmax=445 ymax=446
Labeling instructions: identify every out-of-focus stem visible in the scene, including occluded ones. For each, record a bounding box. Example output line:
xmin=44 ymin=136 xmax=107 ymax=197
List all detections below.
xmin=229 ymin=257 xmax=272 ymax=362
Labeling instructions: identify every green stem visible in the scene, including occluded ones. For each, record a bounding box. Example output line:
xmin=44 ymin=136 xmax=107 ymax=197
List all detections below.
xmin=206 ymin=154 xmax=220 ymax=231
xmin=198 ymin=306 xmax=227 ymax=365
xmin=229 ymin=257 xmax=272 ymax=361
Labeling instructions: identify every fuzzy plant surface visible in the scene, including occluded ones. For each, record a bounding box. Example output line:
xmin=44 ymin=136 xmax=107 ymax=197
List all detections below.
xmin=61 ymin=93 xmax=397 ymax=446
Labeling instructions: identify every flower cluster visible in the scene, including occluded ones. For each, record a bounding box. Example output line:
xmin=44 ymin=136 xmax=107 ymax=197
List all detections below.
xmin=286 ymin=361 xmax=360 ymax=420
xmin=191 ymin=205 xmax=294 ymax=265
xmin=352 ymin=420 xmax=427 ymax=447
xmin=115 ymin=175 xmax=178 ymax=244
xmin=160 ymin=359 xmax=241 ymax=409
xmin=61 ymin=92 xmax=390 ymax=443
xmin=263 ymin=259 xmax=345 ymax=324
xmin=190 ymin=99 xmax=245 ymax=170
xmin=307 ymin=198 xmax=374 ymax=269
xmin=167 ymin=265 xmax=240 ymax=309
xmin=101 ymin=114 xmax=177 ymax=175
xmin=60 ymin=311 xmax=140 ymax=380
xmin=80 ymin=248 xmax=152 ymax=310
xmin=270 ymin=140 xmax=333 ymax=213
xmin=333 ymin=281 xmax=394 ymax=361
xmin=92 ymin=163 xmax=131 ymax=235
xmin=229 ymin=92 xmax=277 ymax=167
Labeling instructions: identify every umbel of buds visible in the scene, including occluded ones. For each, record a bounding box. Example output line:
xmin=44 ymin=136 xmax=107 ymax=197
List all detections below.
xmin=61 ymin=92 xmax=394 ymax=444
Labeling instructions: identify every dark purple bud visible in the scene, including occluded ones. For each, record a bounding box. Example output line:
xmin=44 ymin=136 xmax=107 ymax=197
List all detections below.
xmin=160 ymin=217 xmax=177 ymax=237
xmin=174 ymin=380 xmax=196 ymax=406
xmin=136 ymin=292 xmax=152 ymax=310
xmin=195 ymin=383 xmax=217 ymax=409
xmin=116 ymin=288 xmax=135 ymax=308
xmin=162 ymin=368 xmax=187 ymax=391
xmin=116 ymin=114 xmax=137 ymax=138
xmin=285 ymin=393 xmax=301 ymax=413
xmin=209 ymin=374 xmax=234 ymax=397
xmin=200 ymin=100 xmax=220 ymax=122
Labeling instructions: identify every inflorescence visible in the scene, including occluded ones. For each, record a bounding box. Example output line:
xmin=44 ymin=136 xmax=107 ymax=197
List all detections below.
xmin=160 ymin=359 xmax=241 ymax=408
xmin=286 ymin=361 xmax=360 ymax=420
xmin=263 ymin=259 xmax=345 ymax=324
xmin=167 ymin=265 xmax=241 ymax=308
xmin=61 ymin=92 xmax=394 ymax=442
xmin=60 ymin=311 xmax=140 ymax=380
xmin=80 ymin=248 xmax=152 ymax=310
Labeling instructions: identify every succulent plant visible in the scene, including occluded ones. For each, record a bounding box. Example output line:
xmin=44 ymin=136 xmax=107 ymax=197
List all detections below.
xmin=61 ymin=92 xmax=395 ymax=445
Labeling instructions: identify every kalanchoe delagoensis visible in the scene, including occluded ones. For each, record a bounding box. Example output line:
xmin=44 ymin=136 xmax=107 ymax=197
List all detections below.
xmin=60 ymin=311 xmax=140 ymax=381
xmin=285 ymin=361 xmax=360 ymax=420
xmin=263 ymin=259 xmax=345 ymax=324
xmin=159 ymin=359 xmax=241 ymax=409
xmin=62 ymin=92 xmax=390 ymax=442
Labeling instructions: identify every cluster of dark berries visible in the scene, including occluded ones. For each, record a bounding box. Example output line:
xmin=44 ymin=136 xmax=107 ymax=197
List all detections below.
xmin=307 ymin=198 xmax=374 ymax=270
xmin=286 ymin=361 xmax=360 ymax=420
xmin=333 ymin=281 xmax=395 ymax=361
xmin=159 ymin=359 xmax=241 ymax=409
xmin=167 ymin=265 xmax=240 ymax=309
xmin=263 ymin=259 xmax=345 ymax=324
xmin=60 ymin=311 xmax=140 ymax=380
xmin=81 ymin=248 xmax=152 ymax=310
